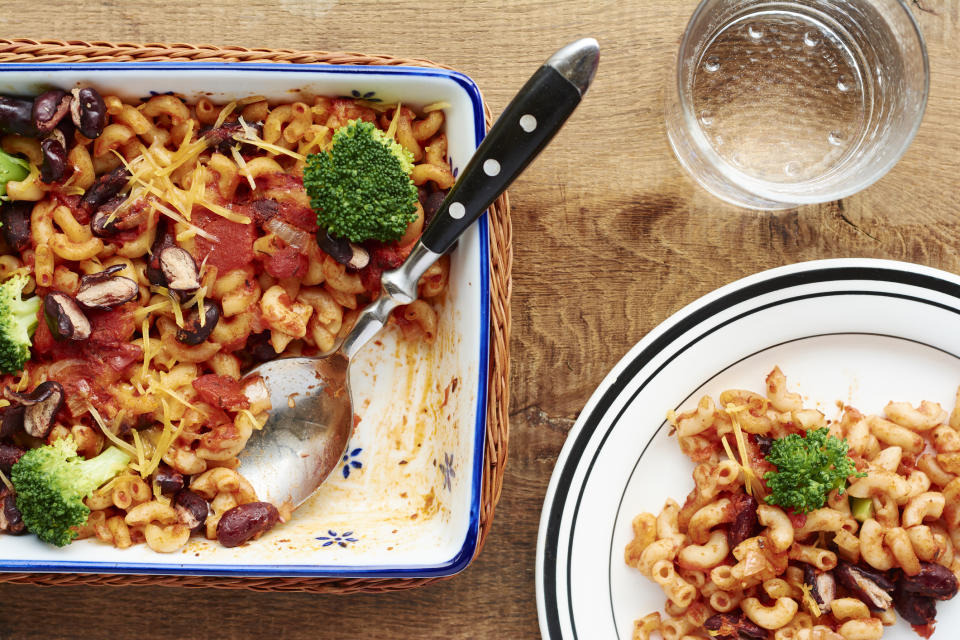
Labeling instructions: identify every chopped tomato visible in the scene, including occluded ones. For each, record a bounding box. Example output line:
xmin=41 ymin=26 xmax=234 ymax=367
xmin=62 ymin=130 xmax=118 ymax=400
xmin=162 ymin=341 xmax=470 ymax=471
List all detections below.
xmin=87 ymin=306 xmax=137 ymax=345
xmin=192 ymin=374 xmax=250 ymax=412
xmin=787 ymin=511 xmax=807 ymax=529
xmin=358 ymin=243 xmax=415 ymax=291
xmin=192 ymin=207 xmax=256 ymax=272
xmin=265 ymin=246 xmax=307 ymax=279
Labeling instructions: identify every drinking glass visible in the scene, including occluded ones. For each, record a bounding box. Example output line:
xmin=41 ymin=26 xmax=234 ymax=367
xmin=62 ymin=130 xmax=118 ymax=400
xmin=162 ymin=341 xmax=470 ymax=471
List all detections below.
xmin=665 ymin=0 xmax=929 ymax=209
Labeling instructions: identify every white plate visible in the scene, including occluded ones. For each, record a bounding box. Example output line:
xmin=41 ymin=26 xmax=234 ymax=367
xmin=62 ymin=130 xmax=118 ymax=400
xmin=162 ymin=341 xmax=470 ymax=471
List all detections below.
xmin=537 ymin=258 xmax=960 ymax=639
xmin=0 ymin=62 xmax=489 ymax=578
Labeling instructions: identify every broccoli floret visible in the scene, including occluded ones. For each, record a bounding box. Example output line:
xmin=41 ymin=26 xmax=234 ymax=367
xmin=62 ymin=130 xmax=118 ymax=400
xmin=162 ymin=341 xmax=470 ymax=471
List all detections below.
xmin=763 ymin=427 xmax=866 ymax=514
xmin=303 ymin=119 xmax=419 ymax=243
xmin=0 ymin=148 xmax=29 ymax=200
xmin=0 ymin=274 xmax=41 ymax=374
xmin=11 ymin=437 xmax=131 ymax=547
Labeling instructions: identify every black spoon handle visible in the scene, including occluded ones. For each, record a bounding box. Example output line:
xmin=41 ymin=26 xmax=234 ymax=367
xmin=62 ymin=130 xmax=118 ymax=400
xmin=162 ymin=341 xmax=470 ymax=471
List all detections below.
xmin=419 ymin=38 xmax=600 ymax=255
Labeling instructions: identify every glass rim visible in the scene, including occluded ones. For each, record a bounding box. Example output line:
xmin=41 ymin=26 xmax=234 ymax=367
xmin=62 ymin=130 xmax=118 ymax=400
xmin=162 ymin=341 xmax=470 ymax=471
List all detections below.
xmin=671 ymin=0 xmax=931 ymax=207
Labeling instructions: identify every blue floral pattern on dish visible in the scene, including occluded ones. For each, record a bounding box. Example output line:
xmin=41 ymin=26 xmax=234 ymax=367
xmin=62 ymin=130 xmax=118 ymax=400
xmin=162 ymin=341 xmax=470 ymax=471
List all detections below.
xmin=349 ymin=89 xmax=382 ymax=103
xmin=439 ymin=452 xmax=455 ymax=491
xmin=316 ymin=530 xmax=359 ymax=548
xmin=342 ymin=447 xmax=363 ymax=479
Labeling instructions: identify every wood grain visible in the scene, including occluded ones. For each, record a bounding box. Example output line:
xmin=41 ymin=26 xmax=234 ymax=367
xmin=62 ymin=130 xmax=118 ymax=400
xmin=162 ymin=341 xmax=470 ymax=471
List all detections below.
xmin=0 ymin=1 xmax=958 ymax=638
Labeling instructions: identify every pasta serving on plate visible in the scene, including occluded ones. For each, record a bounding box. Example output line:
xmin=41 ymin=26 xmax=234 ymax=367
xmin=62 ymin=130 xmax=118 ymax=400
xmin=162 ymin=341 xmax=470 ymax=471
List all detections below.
xmin=626 ymin=367 xmax=960 ymax=640
xmin=0 ymin=85 xmax=453 ymax=553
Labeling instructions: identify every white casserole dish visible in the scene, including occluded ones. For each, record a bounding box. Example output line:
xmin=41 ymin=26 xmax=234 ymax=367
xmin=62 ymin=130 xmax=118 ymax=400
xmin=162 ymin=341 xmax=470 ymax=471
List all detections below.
xmin=0 ymin=62 xmax=489 ymax=578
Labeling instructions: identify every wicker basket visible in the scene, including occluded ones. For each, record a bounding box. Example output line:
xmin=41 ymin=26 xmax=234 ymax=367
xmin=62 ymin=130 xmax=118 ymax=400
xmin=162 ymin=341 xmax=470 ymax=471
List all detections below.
xmin=0 ymin=38 xmax=512 ymax=594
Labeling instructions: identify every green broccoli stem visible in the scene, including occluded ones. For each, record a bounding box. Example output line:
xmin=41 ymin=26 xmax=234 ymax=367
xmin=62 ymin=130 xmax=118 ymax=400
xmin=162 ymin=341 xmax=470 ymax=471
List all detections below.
xmin=74 ymin=446 xmax=132 ymax=496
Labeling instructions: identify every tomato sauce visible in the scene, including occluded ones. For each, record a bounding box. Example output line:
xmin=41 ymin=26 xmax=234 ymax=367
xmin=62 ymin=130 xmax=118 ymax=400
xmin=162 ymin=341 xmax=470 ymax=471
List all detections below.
xmin=192 ymin=374 xmax=250 ymax=412
xmin=192 ymin=207 xmax=256 ymax=272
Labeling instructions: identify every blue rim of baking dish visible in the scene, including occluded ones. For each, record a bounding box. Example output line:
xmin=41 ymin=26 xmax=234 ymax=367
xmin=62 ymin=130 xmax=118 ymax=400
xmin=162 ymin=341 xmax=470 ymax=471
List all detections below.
xmin=0 ymin=62 xmax=489 ymax=578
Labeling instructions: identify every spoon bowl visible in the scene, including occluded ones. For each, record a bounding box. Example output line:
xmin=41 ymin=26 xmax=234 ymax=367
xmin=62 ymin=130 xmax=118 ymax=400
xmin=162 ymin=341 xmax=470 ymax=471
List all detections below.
xmin=238 ymin=37 xmax=600 ymax=508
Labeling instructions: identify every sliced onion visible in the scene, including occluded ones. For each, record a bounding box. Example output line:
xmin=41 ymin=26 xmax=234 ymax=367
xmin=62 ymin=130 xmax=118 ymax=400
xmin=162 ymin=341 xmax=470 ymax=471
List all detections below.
xmin=264 ymin=217 xmax=309 ymax=250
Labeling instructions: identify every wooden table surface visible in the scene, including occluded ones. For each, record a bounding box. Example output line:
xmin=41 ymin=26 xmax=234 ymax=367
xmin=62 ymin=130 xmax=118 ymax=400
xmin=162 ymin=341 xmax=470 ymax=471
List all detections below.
xmin=1 ymin=1 xmax=958 ymax=638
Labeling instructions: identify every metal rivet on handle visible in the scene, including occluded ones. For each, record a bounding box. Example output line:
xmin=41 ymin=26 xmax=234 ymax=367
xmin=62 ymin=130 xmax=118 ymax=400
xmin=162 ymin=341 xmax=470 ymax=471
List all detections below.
xmin=520 ymin=114 xmax=537 ymax=132
xmin=483 ymin=159 xmax=501 ymax=176
xmin=449 ymin=202 xmax=466 ymax=219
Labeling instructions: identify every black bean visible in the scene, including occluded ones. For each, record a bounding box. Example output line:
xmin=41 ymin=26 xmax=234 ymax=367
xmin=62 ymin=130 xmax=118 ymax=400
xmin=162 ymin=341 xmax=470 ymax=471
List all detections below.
xmin=421 ymin=190 xmax=446 ymax=225
xmin=146 ymin=218 xmax=176 ymax=287
xmin=0 ymin=406 xmax=24 ymax=440
xmin=216 ymin=502 xmax=279 ymax=548
xmin=835 ymin=561 xmax=895 ymax=610
xmin=0 ymin=201 xmax=33 ymax=252
xmin=158 ymin=246 xmax=200 ymax=296
xmin=75 ymin=269 xmax=139 ymax=311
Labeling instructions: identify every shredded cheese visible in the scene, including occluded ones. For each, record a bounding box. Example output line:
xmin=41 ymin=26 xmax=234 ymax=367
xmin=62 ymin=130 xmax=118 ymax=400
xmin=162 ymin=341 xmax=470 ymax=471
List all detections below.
xmin=240 ymin=409 xmax=267 ymax=431
xmin=131 ymin=428 xmax=148 ymax=480
xmin=213 ymin=101 xmax=237 ymax=129
xmin=168 ymin=291 xmax=185 ymax=328
xmin=233 ymin=117 xmax=305 ymax=160
xmin=0 ymin=467 xmax=13 ymax=492
xmin=140 ymin=317 xmax=152 ymax=381
xmin=87 ymin=403 xmax=138 ymax=458
xmin=422 ymin=101 xmax=450 ymax=113
xmin=800 ymin=582 xmax=822 ymax=617
xmin=723 ymin=403 xmax=766 ymax=497
xmin=230 ymin=144 xmax=257 ymax=191
xmin=386 ymin=102 xmax=403 ymax=140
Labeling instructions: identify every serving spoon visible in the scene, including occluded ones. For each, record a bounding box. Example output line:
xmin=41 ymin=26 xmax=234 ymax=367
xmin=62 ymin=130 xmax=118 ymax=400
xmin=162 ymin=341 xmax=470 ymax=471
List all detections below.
xmin=237 ymin=38 xmax=600 ymax=508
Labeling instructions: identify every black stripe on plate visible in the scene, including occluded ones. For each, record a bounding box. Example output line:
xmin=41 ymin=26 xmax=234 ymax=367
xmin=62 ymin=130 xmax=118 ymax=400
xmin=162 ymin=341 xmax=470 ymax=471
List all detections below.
xmin=540 ymin=265 xmax=960 ymax=640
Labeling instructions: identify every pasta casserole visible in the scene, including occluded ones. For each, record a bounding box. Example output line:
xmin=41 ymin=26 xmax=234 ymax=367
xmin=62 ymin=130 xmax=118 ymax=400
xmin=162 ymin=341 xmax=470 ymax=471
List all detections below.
xmin=0 ymin=85 xmax=453 ymax=552
xmin=627 ymin=367 xmax=960 ymax=640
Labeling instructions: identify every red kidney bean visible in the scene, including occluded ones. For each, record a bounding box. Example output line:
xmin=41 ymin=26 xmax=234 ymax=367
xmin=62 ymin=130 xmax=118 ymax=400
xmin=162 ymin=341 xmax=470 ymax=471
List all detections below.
xmin=703 ymin=613 xmax=766 ymax=640
xmin=145 ymin=218 xmax=176 ymax=287
xmin=894 ymin=579 xmax=938 ymax=626
xmin=0 ymin=492 xmax=25 ymax=535
xmin=32 ymin=90 xmax=71 ymax=134
xmin=79 ymin=166 xmax=131 ymax=216
xmin=70 ymin=87 xmax=106 ymax=139
xmin=727 ymin=493 xmax=759 ymax=549
xmin=835 ymin=561 xmax=894 ymax=610
xmin=0 ymin=443 xmax=24 ymax=475
xmin=173 ymin=490 xmax=209 ymax=534
xmin=421 ymin=189 xmax=446 ymax=225
xmin=39 ymin=136 xmax=68 ymax=184
xmin=900 ymin=562 xmax=959 ymax=600
xmin=154 ymin=465 xmax=185 ymax=495
xmin=0 ymin=201 xmax=33 ymax=253
xmin=0 ymin=96 xmax=37 ymax=136
xmin=216 ymin=502 xmax=280 ymax=548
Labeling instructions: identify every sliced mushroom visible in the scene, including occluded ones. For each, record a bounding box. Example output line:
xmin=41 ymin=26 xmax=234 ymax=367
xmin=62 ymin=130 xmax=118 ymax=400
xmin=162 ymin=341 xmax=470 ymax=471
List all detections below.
xmin=75 ymin=267 xmax=139 ymax=311
xmin=835 ymin=561 xmax=895 ymax=610
xmin=6 ymin=381 xmax=65 ymax=439
xmin=44 ymin=291 xmax=92 ymax=340
xmin=316 ymin=230 xmax=370 ymax=270
xmin=175 ymin=302 xmax=220 ymax=346
xmin=158 ymin=246 xmax=200 ymax=295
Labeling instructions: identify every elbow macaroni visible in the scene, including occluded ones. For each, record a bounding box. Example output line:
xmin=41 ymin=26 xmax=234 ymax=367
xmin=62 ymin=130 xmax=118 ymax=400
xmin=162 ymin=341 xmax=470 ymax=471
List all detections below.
xmin=626 ymin=369 xmax=960 ymax=640
xmin=0 ymin=92 xmax=453 ymax=554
